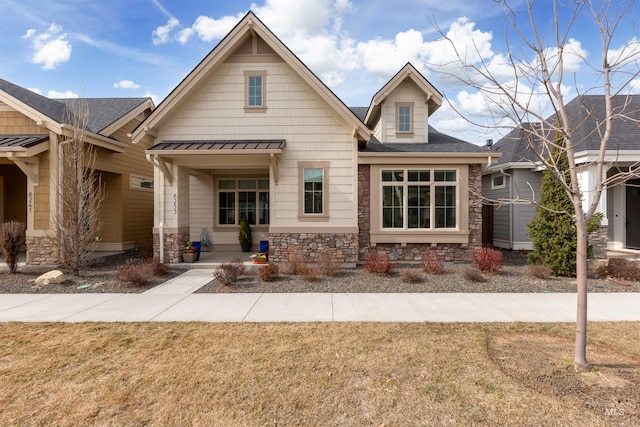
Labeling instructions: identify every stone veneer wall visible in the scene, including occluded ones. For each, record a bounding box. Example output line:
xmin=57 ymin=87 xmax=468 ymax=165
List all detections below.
xmin=269 ymin=233 xmax=359 ymax=265
xmin=589 ymin=225 xmax=608 ymax=259
xmin=153 ymin=231 xmax=190 ymax=264
xmin=25 ymin=236 xmax=58 ymax=265
xmin=356 ymin=164 xmax=483 ymax=263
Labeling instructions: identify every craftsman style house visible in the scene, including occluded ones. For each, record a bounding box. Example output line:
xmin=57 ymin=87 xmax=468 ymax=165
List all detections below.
xmin=482 ymin=94 xmax=640 ymax=256
xmin=133 ymin=11 xmax=499 ymax=265
xmin=0 ymin=78 xmax=155 ymax=264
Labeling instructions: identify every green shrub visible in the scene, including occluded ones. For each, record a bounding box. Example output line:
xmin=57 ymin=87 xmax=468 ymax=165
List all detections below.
xmin=527 ymin=139 xmax=602 ymax=276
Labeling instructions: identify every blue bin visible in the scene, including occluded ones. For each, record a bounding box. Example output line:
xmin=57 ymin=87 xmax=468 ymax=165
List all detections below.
xmin=192 ymin=241 xmax=201 ymax=261
xmin=259 ymin=240 xmax=269 ymax=258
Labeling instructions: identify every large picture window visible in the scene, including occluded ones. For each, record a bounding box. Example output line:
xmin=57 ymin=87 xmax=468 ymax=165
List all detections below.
xmin=218 ymin=178 xmax=269 ymax=225
xmin=381 ymin=169 xmax=457 ymax=229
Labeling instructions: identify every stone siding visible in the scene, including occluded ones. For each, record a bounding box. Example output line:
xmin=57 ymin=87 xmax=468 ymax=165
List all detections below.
xmin=25 ymin=236 xmax=58 ymax=265
xmin=269 ymin=233 xmax=358 ymax=265
xmin=589 ymin=225 xmax=608 ymax=260
xmin=356 ymin=163 xmax=483 ymax=263
xmin=153 ymin=231 xmax=189 ymax=263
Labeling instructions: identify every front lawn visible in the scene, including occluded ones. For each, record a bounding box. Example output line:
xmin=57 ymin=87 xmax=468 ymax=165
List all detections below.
xmin=1 ymin=322 xmax=638 ymax=425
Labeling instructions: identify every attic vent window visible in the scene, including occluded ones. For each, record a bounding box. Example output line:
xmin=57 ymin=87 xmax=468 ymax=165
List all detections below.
xmin=244 ymin=70 xmax=267 ymax=112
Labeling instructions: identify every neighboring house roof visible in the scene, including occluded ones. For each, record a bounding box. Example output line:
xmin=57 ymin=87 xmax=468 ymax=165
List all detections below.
xmin=0 ymin=78 xmax=153 ymax=153
xmin=364 ymin=63 xmax=442 ymax=127
xmin=55 ymin=97 xmax=151 ymax=134
xmin=489 ymin=95 xmax=640 ymax=171
xmin=349 ymin=107 xmax=368 ymax=122
xmin=133 ymin=11 xmax=371 ymax=145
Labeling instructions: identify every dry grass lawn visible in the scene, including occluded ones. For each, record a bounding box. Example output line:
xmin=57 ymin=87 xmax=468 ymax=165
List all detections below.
xmin=1 ymin=322 xmax=638 ymax=426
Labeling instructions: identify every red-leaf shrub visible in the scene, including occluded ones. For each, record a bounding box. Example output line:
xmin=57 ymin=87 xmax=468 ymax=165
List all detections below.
xmin=421 ymin=250 xmax=445 ymax=274
xmin=364 ymin=253 xmax=394 ymax=275
xmin=471 ymin=248 xmax=503 ymax=273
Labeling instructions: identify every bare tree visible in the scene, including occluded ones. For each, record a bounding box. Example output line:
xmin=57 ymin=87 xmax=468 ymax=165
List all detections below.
xmin=51 ymin=100 xmax=104 ymax=276
xmin=430 ymin=0 xmax=640 ymax=371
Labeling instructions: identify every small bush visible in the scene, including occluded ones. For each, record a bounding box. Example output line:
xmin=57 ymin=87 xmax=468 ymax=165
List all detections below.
xmin=400 ymin=268 xmax=424 ymax=284
xmin=528 ymin=264 xmax=552 ymax=279
xmin=421 ymin=250 xmax=445 ymax=274
xmin=147 ymin=259 xmax=170 ymax=276
xmin=318 ymin=248 xmax=340 ymax=277
xmin=258 ymin=264 xmax=280 ymax=282
xmin=608 ymin=258 xmax=640 ymax=281
xmin=471 ymin=248 xmax=503 ymax=273
xmin=0 ymin=221 xmax=25 ymax=274
xmin=299 ymin=263 xmax=319 ymax=282
xmin=232 ymin=257 xmax=247 ymax=277
xmin=214 ymin=263 xmax=239 ymax=286
xmin=117 ymin=263 xmax=152 ymax=286
xmin=463 ymin=266 xmax=486 ymax=282
xmin=281 ymin=246 xmax=305 ymax=275
xmin=364 ymin=253 xmax=394 ymax=275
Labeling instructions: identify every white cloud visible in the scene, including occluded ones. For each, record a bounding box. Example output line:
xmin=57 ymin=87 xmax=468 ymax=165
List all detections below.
xmin=22 ymin=23 xmax=72 ymax=70
xmin=191 ymin=14 xmax=245 ymax=42
xmin=152 ymin=17 xmax=179 ymax=45
xmin=357 ymin=30 xmax=428 ymax=80
xmin=113 ymin=80 xmax=141 ymax=89
xmin=28 ymin=87 xmax=42 ymax=95
xmin=48 ymin=90 xmax=79 ymax=99
xmin=144 ymin=90 xmax=160 ymax=105
xmin=607 ymin=37 xmax=640 ymax=67
xmin=629 ymin=78 xmax=640 ymax=94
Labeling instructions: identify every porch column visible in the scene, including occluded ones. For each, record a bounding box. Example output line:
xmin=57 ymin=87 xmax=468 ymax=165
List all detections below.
xmin=154 ymin=160 xmax=190 ymax=263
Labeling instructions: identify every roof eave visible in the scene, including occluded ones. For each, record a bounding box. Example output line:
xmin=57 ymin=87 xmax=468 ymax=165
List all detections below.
xmin=101 ymin=99 xmax=155 ymax=137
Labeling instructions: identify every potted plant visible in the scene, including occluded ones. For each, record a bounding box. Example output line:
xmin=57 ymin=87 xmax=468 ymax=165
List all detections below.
xmin=251 ymin=252 xmax=267 ymax=264
xmin=183 ymin=241 xmax=197 ymax=263
xmin=238 ymin=215 xmax=252 ymax=252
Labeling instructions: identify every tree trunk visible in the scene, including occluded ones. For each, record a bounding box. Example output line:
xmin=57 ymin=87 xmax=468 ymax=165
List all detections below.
xmin=574 ymin=214 xmax=590 ymax=372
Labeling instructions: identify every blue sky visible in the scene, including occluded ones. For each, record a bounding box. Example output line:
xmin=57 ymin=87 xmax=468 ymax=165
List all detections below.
xmin=1 ymin=0 xmax=638 ymax=144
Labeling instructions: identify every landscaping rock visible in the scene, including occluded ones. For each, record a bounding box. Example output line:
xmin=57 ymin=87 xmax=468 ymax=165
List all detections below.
xmin=35 ymin=270 xmax=66 ymax=286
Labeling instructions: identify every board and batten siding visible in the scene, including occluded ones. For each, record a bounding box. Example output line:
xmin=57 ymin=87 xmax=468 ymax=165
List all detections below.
xmin=482 ymin=173 xmax=511 ymax=248
xmin=157 ymin=60 xmax=359 ymax=230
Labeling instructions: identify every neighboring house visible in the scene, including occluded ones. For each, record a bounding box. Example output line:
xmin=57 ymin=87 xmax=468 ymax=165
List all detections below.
xmin=483 ymin=94 xmax=640 ymax=256
xmin=0 ymin=78 xmax=155 ymax=264
xmin=132 ymin=11 xmax=499 ymax=265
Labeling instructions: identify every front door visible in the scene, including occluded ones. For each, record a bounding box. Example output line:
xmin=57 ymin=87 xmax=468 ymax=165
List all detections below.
xmin=626 ymin=179 xmax=640 ymax=249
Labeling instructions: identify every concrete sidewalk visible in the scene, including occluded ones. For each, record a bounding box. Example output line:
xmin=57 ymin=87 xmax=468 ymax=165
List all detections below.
xmin=0 ymin=269 xmax=638 ymax=322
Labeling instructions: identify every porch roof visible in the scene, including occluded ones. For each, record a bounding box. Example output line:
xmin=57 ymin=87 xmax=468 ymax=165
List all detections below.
xmin=0 ymin=134 xmax=48 ymax=150
xmin=147 ymin=139 xmax=285 ymax=154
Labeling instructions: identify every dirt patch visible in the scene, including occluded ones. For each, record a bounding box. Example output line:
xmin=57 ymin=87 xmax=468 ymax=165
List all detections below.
xmin=488 ymin=332 xmax=640 ymax=422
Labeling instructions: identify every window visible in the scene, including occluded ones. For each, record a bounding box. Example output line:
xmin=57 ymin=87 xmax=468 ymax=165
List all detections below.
xmin=381 ymin=169 xmax=457 ymax=229
xmin=395 ymin=102 xmax=414 ymax=135
xmin=491 ymin=174 xmax=505 ymax=189
xmin=244 ymin=71 xmax=266 ymax=111
xmin=298 ymin=161 xmax=329 ymax=219
xmin=218 ymin=178 xmax=269 ymax=225
xmin=130 ymin=175 xmax=153 ymax=191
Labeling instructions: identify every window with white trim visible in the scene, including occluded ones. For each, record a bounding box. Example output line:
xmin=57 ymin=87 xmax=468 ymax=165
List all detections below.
xmin=381 ymin=169 xmax=458 ymax=229
xmin=298 ymin=161 xmax=329 ymax=219
xmin=130 ymin=175 xmax=154 ymax=191
xmin=218 ymin=178 xmax=269 ymax=225
xmin=395 ymin=102 xmax=414 ymax=135
xmin=491 ymin=174 xmax=505 ymax=189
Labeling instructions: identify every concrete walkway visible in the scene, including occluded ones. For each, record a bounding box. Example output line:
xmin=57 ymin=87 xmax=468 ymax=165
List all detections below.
xmin=1 ymin=270 xmax=638 ymax=323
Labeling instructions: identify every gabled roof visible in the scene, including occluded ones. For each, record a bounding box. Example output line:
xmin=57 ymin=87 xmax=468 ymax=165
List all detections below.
xmin=0 ymin=78 xmax=153 ymax=153
xmin=364 ymin=63 xmax=442 ymax=127
xmin=489 ymin=95 xmax=640 ymax=170
xmin=55 ymin=98 xmax=152 ymax=134
xmin=133 ymin=11 xmax=371 ymax=145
